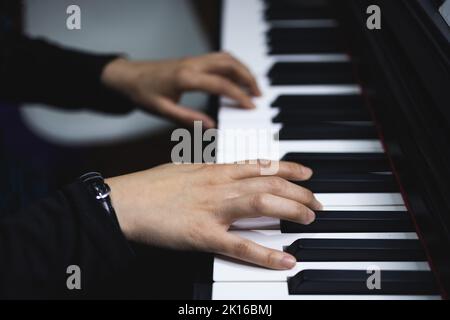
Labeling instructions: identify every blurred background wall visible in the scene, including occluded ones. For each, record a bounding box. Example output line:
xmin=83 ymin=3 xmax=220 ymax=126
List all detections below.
xmin=21 ymin=0 xmax=218 ymax=145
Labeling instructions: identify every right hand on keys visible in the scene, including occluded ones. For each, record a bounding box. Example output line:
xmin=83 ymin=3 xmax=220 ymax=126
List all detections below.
xmin=106 ymin=161 xmax=322 ymax=270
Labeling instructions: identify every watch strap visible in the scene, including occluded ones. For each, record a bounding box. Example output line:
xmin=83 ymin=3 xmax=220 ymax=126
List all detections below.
xmin=79 ymin=172 xmax=122 ymax=231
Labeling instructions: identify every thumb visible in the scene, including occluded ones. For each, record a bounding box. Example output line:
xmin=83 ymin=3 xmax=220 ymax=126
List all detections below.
xmin=217 ymin=232 xmax=297 ymax=270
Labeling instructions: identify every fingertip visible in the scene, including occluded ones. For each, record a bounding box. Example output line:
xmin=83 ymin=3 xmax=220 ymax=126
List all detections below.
xmin=243 ymin=100 xmax=256 ymax=109
xmin=290 ymin=164 xmax=313 ymax=181
xmin=255 ymin=87 xmax=263 ymax=97
xmin=203 ymin=118 xmax=217 ymax=129
xmin=313 ymin=200 xmax=323 ymax=211
xmin=305 ymin=209 xmax=316 ymax=225
xmin=280 ymin=254 xmax=297 ymax=269
xmin=251 ymin=85 xmax=262 ymax=97
xmin=301 ymin=166 xmax=313 ymax=179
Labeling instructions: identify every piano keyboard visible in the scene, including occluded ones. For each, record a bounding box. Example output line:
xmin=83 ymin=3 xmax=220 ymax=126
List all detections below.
xmin=213 ymin=0 xmax=441 ymax=300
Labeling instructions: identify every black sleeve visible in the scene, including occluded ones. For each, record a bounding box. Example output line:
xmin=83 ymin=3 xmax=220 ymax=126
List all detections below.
xmin=0 ymin=181 xmax=135 ymax=299
xmin=0 ymin=34 xmax=135 ymax=114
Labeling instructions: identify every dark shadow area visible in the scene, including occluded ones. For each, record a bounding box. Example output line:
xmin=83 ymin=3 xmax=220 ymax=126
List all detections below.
xmin=189 ymin=0 xmax=221 ymax=50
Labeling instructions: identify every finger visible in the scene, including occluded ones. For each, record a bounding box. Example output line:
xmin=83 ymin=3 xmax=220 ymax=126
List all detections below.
xmin=217 ymin=232 xmax=297 ymax=270
xmin=221 ymin=193 xmax=316 ymax=224
xmin=150 ymin=96 xmax=216 ymax=129
xmin=231 ymin=177 xmax=322 ymax=211
xmin=203 ymin=53 xmax=261 ymax=96
xmin=227 ymin=56 xmax=262 ymax=97
xmin=224 ymin=160 xmax=313 ymax=181
xmin=179 ymin=73 xmax=256 ymax=109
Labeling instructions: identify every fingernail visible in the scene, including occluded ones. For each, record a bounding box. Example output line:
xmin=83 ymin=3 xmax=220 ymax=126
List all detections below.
xmin=301 ymin=166 xmax=313 ymax=177
xmin=280 ymin=255 xmax=297 ymax=269
xmin=306 ymin=210 xmax=316 ymax=224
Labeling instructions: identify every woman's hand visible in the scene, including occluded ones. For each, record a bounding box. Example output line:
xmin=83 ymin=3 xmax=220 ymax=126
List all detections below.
xmin=106 ymin=161 xmax=322 ymax=270
xmin=101 ymin=53 xmax=261 ymax=129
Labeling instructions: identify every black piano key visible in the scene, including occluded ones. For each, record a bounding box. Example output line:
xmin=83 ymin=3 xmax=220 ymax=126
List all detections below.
xmin=285 ymin=239 xmax=427 ymax=262
xmin=265 ymin=8 xmax=335 ymax=21
xmin=264 ymin=0 xmax=331 ymax=9
xmin=288 ymin=270 xmax=439 ymax=295
xmin=264 ymin=0 xmax=334 ymax=21
xmin=267 ymin=26 xmax=347 ymax=54
xmin=295 ymin=172 xmax=399 ymax=193
xmin=269 ymin=62 xmax=355 ymax=85
xmin=282 ymin=153 xmax=391 ymax=173
xmin=269 ymin=41 xmax=347 ymax=55
xmin=281 ymin=211 xmax=415 ymax=233
xmin=267 ymin=27 xmax=341 ymax=42
xmin=273 ymin=108 xmax=371 ymax=122
xmin=271 ymin=95 xmax=364 ymax=110
xmin=267 ymin=27 xmax=345 ymax=54
xmin=279 ymin=122 xmax=378 ymax=140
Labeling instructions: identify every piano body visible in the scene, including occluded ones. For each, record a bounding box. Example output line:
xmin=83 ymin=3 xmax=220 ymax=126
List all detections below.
xmin=196 ymin=0 xmax=450 ymax=300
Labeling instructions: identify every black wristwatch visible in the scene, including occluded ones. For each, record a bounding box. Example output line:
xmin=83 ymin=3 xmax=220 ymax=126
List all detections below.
xmin=80 ymin=172 xmax=122 ymax=231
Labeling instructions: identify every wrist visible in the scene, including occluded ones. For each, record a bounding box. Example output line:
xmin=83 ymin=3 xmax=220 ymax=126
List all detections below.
xmin=101 ymin=58 xmax=136 ymax=95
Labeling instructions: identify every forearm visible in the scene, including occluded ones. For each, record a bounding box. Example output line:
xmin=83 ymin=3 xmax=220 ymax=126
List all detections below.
xmin=0 ymin=181 xmax=134 ymax=299
xmin=0 ymin=34 xmax=134 ymax=114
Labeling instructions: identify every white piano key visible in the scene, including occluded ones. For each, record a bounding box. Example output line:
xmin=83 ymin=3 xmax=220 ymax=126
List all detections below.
xmin=316 ymin=193 xmax=404 ymax=206
xmin=218 ymin=140 xmax=384 ymax=164
xmin=222 ymin=0 xmax=270 ymax=73
xmin=280 ymin=140 xmax=384 ymax=154
xmin=214 ymin=258 xmax=430 ymax=282
xmin=220 ymin=230 xmax=419 ymax=252
xmin=322 ymin=205 xmax=407 ymax=211
xmin=212 ymin=282 xmax=441 ymax=300
xmin=219 ymin=83 xmax=362 ymax=114
xmin=219 ymin=107 xmax=278 ymax=121
xmin=218 ymin=118 xmax=280 ymax=130
xmin=232 ymin=217 xmax=280 ymax=230
xmin=213 ymin=230 xmax=427 ymax=282
xmin=231 ymin=205 xmax=408 ymax=230
xmin=260 ymin=84 xmax=362 ymax=96
xmin=307 ymin=140 xmax=382 ymax=153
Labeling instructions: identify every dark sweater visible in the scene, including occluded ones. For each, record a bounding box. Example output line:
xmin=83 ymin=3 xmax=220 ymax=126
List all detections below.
xmin=0 ymin=17 xmax=137 ymax=298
